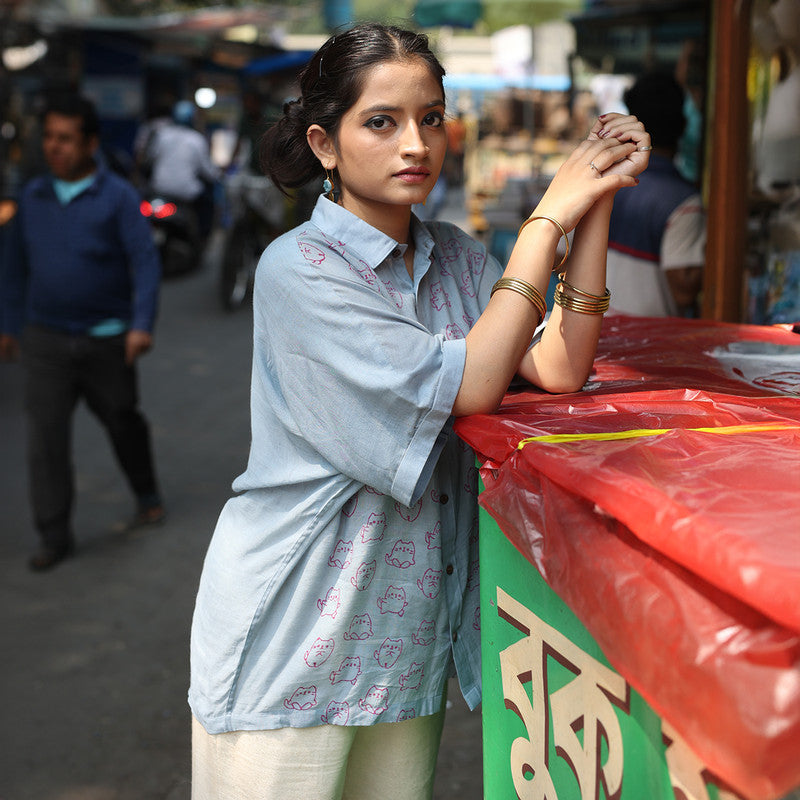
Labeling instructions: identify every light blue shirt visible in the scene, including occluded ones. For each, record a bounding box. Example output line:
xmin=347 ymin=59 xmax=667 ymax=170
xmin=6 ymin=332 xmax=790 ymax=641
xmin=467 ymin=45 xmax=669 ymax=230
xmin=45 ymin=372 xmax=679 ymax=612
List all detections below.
xmin=189 ymin=196 xmax=503 ymax=733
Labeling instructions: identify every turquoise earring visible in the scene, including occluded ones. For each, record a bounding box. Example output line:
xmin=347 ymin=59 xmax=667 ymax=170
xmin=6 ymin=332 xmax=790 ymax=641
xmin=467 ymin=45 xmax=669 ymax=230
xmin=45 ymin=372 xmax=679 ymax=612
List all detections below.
xmin=323 ymin=169 xmax=334 ymax=198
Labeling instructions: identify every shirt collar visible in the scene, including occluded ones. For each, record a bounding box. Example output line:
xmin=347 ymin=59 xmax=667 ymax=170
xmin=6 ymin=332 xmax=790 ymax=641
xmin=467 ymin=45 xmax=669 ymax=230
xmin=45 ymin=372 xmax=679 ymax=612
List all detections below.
xmin=310 ymin=195 xmax=435 ymax=269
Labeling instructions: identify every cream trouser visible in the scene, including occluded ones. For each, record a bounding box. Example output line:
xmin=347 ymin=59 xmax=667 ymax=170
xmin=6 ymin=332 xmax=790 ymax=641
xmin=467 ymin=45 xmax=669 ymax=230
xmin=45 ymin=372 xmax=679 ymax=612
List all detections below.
xmin=191 ymin=709 xmax=446 ymax=800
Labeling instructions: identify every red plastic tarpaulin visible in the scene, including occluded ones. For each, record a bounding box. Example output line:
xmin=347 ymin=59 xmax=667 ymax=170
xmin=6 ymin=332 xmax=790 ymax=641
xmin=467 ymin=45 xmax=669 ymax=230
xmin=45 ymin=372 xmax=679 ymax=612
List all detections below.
xmin=455 ymin=315 xmax=800 ymax=800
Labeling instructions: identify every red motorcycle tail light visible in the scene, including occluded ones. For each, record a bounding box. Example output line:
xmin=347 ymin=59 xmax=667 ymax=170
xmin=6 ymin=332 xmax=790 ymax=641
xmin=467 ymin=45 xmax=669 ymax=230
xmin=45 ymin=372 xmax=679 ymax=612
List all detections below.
xmin=154 ymin=202 xmax=177 ymax=219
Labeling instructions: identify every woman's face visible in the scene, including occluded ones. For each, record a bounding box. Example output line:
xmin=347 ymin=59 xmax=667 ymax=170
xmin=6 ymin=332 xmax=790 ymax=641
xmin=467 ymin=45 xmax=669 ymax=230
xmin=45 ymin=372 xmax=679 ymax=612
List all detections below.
xmin=329 ymin=58 xmax=447 ymax=228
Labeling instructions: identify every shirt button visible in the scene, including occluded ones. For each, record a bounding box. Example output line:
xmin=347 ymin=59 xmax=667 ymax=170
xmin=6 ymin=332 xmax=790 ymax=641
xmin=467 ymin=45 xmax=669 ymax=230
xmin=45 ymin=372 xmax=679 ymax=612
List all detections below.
xmin=445 ymin=564 xmax=454 ymax=575
xmin=452 ymin=631 xmax=458 ymax=643
xmin=391 ymin=247 xmax=401 ymax=258
xmin=440 ymin=494 xmax=449 ymax=504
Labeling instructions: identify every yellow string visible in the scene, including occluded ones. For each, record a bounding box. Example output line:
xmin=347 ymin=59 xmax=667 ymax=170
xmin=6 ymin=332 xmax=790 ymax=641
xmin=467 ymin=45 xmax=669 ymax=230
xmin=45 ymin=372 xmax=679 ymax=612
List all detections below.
xmin=517 ymin=423 xmax=800 ymax=449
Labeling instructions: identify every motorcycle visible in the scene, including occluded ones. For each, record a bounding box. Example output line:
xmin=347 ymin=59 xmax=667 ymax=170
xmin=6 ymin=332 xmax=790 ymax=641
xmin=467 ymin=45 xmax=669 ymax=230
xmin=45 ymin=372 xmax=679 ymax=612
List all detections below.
xmin=139 ymin=195 xmax=203 ymax=277
xmin=218 ymin=172 xmax=287 ymax=310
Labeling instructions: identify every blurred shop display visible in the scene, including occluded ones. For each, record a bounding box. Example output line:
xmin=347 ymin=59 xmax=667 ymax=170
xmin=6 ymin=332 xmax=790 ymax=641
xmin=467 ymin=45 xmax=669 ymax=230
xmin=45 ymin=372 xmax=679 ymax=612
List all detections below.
xmin=747 ymin=0 xmax=800 ymax=325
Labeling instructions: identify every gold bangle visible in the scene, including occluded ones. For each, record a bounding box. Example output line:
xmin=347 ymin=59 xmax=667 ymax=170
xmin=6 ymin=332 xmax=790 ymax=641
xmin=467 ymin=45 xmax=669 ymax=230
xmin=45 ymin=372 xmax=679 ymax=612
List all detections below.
xmin=557 ymin=272 xmax=611 ymax=301
xmin=491 ymin=277 xmax=547 ymax=324
xmin=518 ymin=214 xmax=569 ymax=271
xmin=553 ymin=282 xmax=610 ymax=315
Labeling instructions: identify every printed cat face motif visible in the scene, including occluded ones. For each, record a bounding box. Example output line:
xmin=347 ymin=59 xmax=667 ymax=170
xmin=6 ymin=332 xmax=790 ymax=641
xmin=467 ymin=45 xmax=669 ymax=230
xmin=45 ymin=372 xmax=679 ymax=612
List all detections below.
xmin=429 ymin=281 xmax=451 ymax=311
xmin=473 ymin=605 xmax=481 ymax=631
xmin=321 ymin=700 xmax=350 ymax=725
xmin=343 ymin=613 xmax=373 ymax=641
xmin=373 ymin=637 xmax=403 ymax=668
xmin=396 ymin=708 xmax=417 ymax=722
xmin=304 ymin=637 xmax=335 ymax=668
xmin=358 ymin=685 xmax=389 ymax=716
xmin=385 ymin=540 xmax=415 ymax=569
xmin=412 ymin=619 xmax=437 ymax=647
xmin=399 ymin=662 xmax=424 ymax=691
xmin=317 ymin=586 xmax=341 ymax=618
xmin=330 ymin=656 xmax=362 ymax=686
xmin=417 ymin=568 xmax=441 ymax=599
xmin=440 ymin=238 xmax=463 ymax=263
xmin=284 ymin=685 xmax=317 ymax=711
xmin=459 ymin=270 xmax=476 ymax=299
xmin=328 ymin=538 xmax=353 ymax=569
xmin=351 ymin=560 xmax=376 ymax=591
xmin=446 ymin=322 xmax=465 ymax=339
xmin=466 ymin=247 xmax=485 ymax=275
xmin=359 ymin=512 xmax=386 ymax=543
xmin=377 ymin=585 xmax=408 ymax=617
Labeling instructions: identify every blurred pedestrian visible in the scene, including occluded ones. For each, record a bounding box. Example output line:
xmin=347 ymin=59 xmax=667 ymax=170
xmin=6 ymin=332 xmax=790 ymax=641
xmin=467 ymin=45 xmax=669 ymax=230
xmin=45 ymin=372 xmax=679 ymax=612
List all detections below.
xmin=147 ymin=100 xmax=220 ymax=241
xmin=606 ymin=71 xmax=706 ymax=317
xmin=0 ymin=93 xmax=164 ymax=572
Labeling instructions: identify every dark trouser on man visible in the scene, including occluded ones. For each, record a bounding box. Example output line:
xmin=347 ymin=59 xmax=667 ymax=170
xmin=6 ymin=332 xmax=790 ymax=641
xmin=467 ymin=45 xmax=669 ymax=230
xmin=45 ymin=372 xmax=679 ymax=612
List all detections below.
xmin=23 ymin=325 xmax=163 ymax=571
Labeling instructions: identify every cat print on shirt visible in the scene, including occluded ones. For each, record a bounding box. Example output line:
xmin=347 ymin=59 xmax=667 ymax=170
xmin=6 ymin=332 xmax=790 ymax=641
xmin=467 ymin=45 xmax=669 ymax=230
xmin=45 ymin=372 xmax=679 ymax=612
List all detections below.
xmin=330 ymin=656 xmax=362 ymax=686
xmin=350 ymin=259 xmax=378 ymax=287
xmin=358 ymin=685 xmax=389 ymax=716
xmin=385 ymin=539 xmax=415 ymax=569
xmin=342 ymin=494 xmax=358 ymax=517
xmin=383 ymin=279 xmax=403 ymax=309
xmin=466 ymin=246 xmax=485 ymax=275
xmin=464 ymin=465 xmax=479 ymax=495
xmin=417 ymin=568 xmax=442 ymax=600
xmin=321 ymin=700 xmax=350 ymax=725
xmin=399 ymin=662 xmax=424 ymax=691
xmin=430 ymin=280 xmax=451 ymax=311
xmin=377 ymin=585 xmax=408 ymax=616
xmin=440 ymin=237 xmax=463 ymax=267
xmin=351 ymin=559 xmax=377 ymax=591
xmin=297 ymin=239 xmax=326 ymax=265
xmin=284 ymin=685 xmax=317 ymax=710
xmin=328 ymin=538 xmax=353 ymax=569
xmin=321 ymin=234 xmax=346 ymax=256
xmin=343 ymin=613 xmax=373 ymax=641
xmin=459 ymin=270 xmax=476 ymax=299
xmin=317 ymin=587 xmax=341 ymax=618
xmin=359 ymin=512 xmax=386 ymax=543
xmin=396 ymin=708 xmax=417 ymax=722
xmin=425 ymin=522 xmax=441 ymax=550
xmin=304 ymin=637 xmax=335 ymax=668
xmin=412 ymin=619 xmax=437 ymax=646
xmin=466 ymin=559 xmax=480 ymax=593
xmin=373 ymin=637 xmax=403 ymax=668
xmin=445 ymin=322 xmax=465 ymax=340
xmin=395 ymin=498 xmax=422 ymax=522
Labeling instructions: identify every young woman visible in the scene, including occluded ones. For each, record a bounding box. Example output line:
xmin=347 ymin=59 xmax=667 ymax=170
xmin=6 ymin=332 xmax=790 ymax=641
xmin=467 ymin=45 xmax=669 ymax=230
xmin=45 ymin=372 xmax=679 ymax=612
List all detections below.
xmin=189 ymin=22 xmax=651 ymax=800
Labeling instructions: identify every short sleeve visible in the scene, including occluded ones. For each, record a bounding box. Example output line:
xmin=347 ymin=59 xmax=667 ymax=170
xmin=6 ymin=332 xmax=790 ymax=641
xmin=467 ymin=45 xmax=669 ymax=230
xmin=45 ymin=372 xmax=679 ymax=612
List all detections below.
xmin=661 ymin=194 xmax=706 ymax=271
xmin=251 ymin=232 xmax=466 ymax=506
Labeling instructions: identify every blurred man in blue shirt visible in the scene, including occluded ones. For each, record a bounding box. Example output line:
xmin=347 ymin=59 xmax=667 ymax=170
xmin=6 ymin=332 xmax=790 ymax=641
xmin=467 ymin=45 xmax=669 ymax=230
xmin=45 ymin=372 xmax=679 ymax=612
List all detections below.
xmin=0 ymin=93 xmax=164 ymax=571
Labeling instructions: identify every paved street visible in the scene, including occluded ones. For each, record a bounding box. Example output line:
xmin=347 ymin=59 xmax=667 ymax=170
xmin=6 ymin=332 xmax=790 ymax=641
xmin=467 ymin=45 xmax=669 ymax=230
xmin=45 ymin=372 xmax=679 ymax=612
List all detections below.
xmin=0 ymin=239 xmax=482 ymax=800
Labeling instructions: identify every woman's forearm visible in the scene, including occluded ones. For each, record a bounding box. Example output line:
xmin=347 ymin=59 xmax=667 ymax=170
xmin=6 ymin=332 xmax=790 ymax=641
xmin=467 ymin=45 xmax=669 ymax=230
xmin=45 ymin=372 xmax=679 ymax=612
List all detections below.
xmin=517 ymin=194 xmax=614 ymax=393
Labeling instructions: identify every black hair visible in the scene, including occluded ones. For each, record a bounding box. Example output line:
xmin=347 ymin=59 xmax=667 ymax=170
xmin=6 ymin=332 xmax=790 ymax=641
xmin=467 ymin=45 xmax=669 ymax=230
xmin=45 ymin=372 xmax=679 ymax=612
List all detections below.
xmin=260 ymin=22 xmax=446 ymax=194
xmin=623 ymin=72 xmax=686 ymax=151
xmin=42 ymin=93 xmax=100 ymax=140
